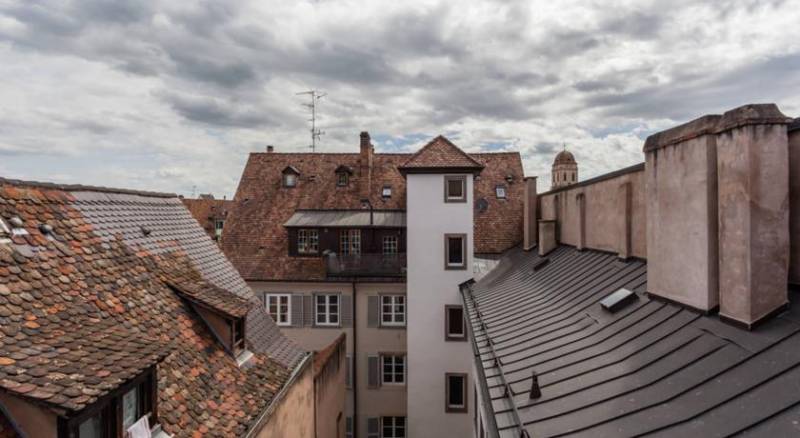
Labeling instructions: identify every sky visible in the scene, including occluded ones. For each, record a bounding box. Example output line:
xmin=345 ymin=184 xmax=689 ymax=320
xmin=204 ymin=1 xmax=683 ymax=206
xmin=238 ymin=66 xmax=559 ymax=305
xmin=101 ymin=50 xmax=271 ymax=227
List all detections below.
xmin=0 ymin=0 xmax=799 ymax=197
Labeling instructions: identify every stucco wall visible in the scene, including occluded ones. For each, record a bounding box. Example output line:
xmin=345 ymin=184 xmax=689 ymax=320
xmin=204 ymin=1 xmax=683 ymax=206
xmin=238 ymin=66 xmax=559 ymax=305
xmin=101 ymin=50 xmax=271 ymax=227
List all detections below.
xmin=315 ymin=338 xmax=347 ymax=438
xmin=539 ymin=166 xmax=646 ymax=259
xmin=406 ymin=173 xmax=473 ymax=438
xmin=256 ymin=359 xmax=314 ymax=438
xmin=0 ymin=392 xmax=58 ymax=438
xmin=790 ymin=127 xmax=800 ymax=285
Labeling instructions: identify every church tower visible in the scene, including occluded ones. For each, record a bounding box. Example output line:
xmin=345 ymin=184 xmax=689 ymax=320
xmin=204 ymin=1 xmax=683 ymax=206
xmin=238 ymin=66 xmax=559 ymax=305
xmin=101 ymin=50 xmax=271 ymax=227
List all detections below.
xmin=551 ymin=147 xmax=578 ymax=189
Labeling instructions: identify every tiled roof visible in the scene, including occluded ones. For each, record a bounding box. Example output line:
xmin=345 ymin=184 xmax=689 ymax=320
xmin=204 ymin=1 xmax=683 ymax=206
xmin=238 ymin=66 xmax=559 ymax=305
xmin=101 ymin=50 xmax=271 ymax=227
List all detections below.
xmin=222 ymin=140 xmax=524 ymax=281
xmin=464 ymin=245 xmax=800 ymax=438
xmin=181 ymin=197 xmax=233 ymax=240
xmin=164 ymin=277 xmax=252 ymax=319
xmin=0 ymin=179 xmax=304 ymax=436
xmin=398 ymin=135 xmax=484 ymax=171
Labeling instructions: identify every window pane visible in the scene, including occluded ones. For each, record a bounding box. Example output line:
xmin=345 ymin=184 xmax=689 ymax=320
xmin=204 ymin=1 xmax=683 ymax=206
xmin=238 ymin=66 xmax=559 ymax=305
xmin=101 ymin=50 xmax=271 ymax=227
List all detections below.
xmin=79 ymin=415 xmax=103 ymax=438
xmin=448 ymin=179 xmax=463 ymax=198
xmin=448 ymin=237 xmax=463 ymax=265
xmin=122 ymin=386 xmax=139 ymax=429
xmin=448 ymin=307 xmax=464 ymax=336
xmin=449 ymin=375 xmax=465 ymax=406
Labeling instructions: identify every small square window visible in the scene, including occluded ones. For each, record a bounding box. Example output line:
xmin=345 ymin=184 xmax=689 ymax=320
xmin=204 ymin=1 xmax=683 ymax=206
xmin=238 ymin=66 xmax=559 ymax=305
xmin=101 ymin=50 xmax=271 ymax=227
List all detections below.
xmin=382 ymin=186 xmax=392 ymax=198
xmin=444 ymin=175 xmax=467 ymax=203
xmin=337 ymin=172 xmax=349 ymax=186
xmin=266 ymin=294 xmax=291 ymax=326
xmin=495 ymin=185 xmax=507 ymax=199
xmin=298 ymin=229 xmax=319 ymax=254
xmin=445 ymin=305 xmax=466 ymax=341
xmin=444 ymin=234 xmax=467 ymax=270
xmin=382 ymin=235 xmax=398 ymax=255
xmin=284 ymin=173 xmax=297 ymax=187
xmin=381 ymin=354 xmax=406 ymax=385
xmin=381 ymin=416 xmax=406 ymax=438
xmin=315 ymin=294 xmax=340 ymax=326
xmin=381 ymin=295 xmax=405 ymax=326
xmin=446 ymin=373 xmax=468 ymax=413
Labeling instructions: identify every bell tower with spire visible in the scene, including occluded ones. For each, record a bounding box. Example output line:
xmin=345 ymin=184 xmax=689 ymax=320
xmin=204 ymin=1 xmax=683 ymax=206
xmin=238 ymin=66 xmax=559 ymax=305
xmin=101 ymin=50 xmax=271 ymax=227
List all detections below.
xmin=551 ymin=144 xmax=578 ymax=189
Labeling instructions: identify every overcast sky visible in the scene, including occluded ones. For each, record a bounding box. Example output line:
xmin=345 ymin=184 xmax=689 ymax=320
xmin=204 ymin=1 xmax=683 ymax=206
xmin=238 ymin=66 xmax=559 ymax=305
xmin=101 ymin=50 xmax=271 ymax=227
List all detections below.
xmin=1 ymin=0 xmax=799 ymax=197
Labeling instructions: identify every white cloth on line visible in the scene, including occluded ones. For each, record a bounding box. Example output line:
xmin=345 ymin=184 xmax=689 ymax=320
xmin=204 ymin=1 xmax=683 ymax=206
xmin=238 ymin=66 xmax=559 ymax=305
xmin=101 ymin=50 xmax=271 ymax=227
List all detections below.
xmin=127 ymin=416 xmax=151 ymax=438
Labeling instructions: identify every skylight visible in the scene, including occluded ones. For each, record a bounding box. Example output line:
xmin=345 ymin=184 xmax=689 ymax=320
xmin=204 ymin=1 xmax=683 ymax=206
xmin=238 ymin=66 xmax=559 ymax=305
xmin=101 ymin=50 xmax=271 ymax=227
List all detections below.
xmin=496 ymin=185 xmax=507 ymax=199
xmin=382 ymin=186 xmax=392 ymax=198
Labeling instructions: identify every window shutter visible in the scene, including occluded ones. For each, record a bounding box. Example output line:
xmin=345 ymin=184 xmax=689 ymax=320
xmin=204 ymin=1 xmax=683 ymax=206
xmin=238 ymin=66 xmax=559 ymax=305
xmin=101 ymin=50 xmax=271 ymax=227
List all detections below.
xmin=341 ymin=294 xmax=353 ymax=327
xmin=303 ymin=295 xmax=314 ymax=327
xmin=367 ymin=355 xmax=380 ymax=388
xmin=366 ymin=417 xmax=380 ymax=438
xmin=291 ymin=295 xmax=303 ymax=328
xmin=345 ymin=355 xmax=353 ymax=388
xmin=367 ymin=295 xmax=379 ymax=328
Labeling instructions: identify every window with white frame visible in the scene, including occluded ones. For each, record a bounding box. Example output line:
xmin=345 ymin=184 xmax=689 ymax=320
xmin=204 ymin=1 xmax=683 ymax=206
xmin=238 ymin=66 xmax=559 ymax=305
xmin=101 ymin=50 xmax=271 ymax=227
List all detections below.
xmin=382 ymin=235 xmax=398 ymax=255
xmin=265 ymin=294 xmax=291 ymax=326
xmin=444 ymin=175 xmax=467 ymax=202
xmin=382 ymin=416 xmax=406 ymax=438
xmin=315 ymin=294 xmax=340 ymax=326
xmin=381 ymin=295 xmax=405 ymax=326
xmin=298 ymin=229 xmax=319 ymax=254
xmin=340 ymin=229 xmax=361 ymax=255
xmin=381 ymin=354 xmax=405 ymax=385
xmin=283 ymin=172 xmax=297 ymax=187
xmin=382 ymin=185 xmax=392 ymax=198
xmin=495 ymin=185 xmax=507 ymax=199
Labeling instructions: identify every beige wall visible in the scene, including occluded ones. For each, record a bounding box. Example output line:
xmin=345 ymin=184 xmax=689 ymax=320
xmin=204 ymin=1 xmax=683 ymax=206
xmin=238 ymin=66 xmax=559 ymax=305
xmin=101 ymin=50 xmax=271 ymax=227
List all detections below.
xmin=0 ymin=392 xmax=58 ymax=438
xmin=790 ymin=127 xmax=800 ymax=285
xmin=250 ymin=280 xmax=407 ymax=438
xmin=315 ymin=338 xmax=347 ymax=438
xmin=256 ymin=359 xmax=315 ymax=438
xmin=539 ymin=166 xmax=646 ymax=259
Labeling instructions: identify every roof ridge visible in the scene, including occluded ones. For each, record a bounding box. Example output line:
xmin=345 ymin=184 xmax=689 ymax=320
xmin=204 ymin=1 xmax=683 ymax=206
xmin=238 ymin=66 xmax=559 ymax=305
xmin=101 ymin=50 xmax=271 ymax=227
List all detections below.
xmin=0 ymin=177 xmax=176 ymax=198
xmin=399 ymin=135 xmax=484 ymax=169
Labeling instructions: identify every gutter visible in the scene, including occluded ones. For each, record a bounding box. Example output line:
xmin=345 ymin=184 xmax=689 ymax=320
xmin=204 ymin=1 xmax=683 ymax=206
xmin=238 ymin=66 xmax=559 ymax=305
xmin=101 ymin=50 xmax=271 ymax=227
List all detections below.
xmin=244 ymin=352 xmax=312 ymax=438
xmin=459 ymin=283 xmax=502 ymax=438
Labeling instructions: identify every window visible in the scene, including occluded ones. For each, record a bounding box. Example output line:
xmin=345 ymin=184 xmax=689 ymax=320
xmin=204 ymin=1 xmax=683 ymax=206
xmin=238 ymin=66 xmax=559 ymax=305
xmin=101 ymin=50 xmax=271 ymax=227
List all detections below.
xmin=266 ymin=294 xmax=291 ymax=326
xmin=381 ymin=354 xmax=406 ymax=385
xmin=495 ymin=185 xmax=507 ymax=199
xmin=316 ymin=294 xmax=340 ymax=326
xmin=298 ymin=229 xmax=319 ymax=254
xmin=337 ymin=172 xmax=349 ymax=186
xmin=382 ymin=235 xmax=398 ymax=255
xmin=381 ymin=295 xmax=405 ymax=326
xmin=445 ymin=305 xmax=466 ymax=340
xmin=233 ymin=316 xmax=245 ymax=354
xmin=283 ymin=173 xmax=297 ymax=187
xmin=214 ymin=219 xmax=224 ymax=239
xmin=446 ymin=373 xmax=468 ymax=413
xmin=444 ymin=175 xmax=467 ymax=202
xmin=382 ymin=186 xmax=392 ymax=198
xmin=382 ymin=416 xmax=406 ymax=438
xmin=346 ymin=417 xmax=354 ymax=438
xmin=340 ymin=229 xmax=361 ymax=255
xmin=70 ymin=368 xmax=157 ymax=437
xmin=444 ymin=234 xmax=467 ymax=270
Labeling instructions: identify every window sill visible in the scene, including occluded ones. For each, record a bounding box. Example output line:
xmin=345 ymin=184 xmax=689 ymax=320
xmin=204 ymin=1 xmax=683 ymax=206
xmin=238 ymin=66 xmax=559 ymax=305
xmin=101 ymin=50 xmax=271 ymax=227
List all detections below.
xmin=379 ymin=323 xmax=406 ymax=329
xmin=445 ymin=265 xmax=467 ymax=271
xmin=445 ymin=336 xmax=467 ymax=342
xmin=446 ymin=407 xmax=468 ymax=414
xmin=314 ymin=324 xmax=342 ymax=329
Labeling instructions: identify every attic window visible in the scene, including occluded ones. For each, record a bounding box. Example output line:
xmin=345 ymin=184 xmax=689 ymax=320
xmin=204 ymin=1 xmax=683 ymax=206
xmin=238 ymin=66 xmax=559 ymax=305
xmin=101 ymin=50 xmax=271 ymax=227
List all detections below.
xmin=495 ymin=185 xmax=507 ymax=199
xmin=382 ymin=186 xmax=392 ymax=198
xmin=337 ymin=172 xmax=349 ymax=187
xmin=282 ymin=166 xmax=300 ymax=188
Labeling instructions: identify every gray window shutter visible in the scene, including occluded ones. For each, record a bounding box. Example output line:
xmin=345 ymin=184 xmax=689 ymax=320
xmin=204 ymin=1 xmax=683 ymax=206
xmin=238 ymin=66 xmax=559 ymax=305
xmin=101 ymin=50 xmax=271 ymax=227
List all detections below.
xmin=341 ymin=294 xmax=353 ymax=327
xmin=346 ymin=417 xmax=354 ymax=438
xmin=367 ymin=355 xmax=380 ymax=388
xmin=291 ymin=295 xmax=303 ymax=328
xmin=366 ymin=417 xmax=380 ymax=438
xmin=345 ymin=355 xmax=353 ymax=388
xmin=367 ymin=295 xmax=380 ymax=328
xmin=303 ymin=295 xmax=314 ymax=327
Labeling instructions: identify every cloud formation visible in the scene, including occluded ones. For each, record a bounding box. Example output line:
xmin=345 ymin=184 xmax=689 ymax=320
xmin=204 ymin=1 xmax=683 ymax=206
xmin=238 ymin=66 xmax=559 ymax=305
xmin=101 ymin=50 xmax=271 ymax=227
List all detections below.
xmin=0 ymin=0 xmax=798 ymax=196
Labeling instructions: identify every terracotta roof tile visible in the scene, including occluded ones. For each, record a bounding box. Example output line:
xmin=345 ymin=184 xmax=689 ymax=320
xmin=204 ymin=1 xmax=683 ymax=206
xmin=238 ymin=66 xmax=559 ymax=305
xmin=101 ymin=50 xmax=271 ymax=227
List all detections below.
xmin=398 ymin=135 xmax=484 ymax=171
xmin=182 ymin=198 xmax=233 ymax=241
xmin=0 ymin=179 xmax=305 ymax=437
xmin=222 ymin=137 xmax=524 ymax=281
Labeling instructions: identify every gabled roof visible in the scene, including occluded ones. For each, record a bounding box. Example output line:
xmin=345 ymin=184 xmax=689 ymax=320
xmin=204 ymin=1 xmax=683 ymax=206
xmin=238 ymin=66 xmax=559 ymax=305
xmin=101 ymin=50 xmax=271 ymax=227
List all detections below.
xmin=181 ymin=197 xmax=233 ymax=239
xmin=0 ymin=178 xmax=305 ymax=436
xmin=165 ymin=278 xmax=253 ymax=319
xmin=398 ymin=135 xmax=484 ymax=174
xmin=282 ymin=165 xmax=300 ymax=174
xmin=464 ymin=245 xmax=800 ymax=437
xmin=335 ymin=165 xmax=354 ymax=174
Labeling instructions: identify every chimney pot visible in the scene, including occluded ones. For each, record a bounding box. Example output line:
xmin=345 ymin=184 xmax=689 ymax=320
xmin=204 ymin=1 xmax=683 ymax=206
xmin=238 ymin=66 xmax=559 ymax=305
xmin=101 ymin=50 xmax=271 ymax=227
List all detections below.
xmin=267 ymin=145 xmax=274 ymax=153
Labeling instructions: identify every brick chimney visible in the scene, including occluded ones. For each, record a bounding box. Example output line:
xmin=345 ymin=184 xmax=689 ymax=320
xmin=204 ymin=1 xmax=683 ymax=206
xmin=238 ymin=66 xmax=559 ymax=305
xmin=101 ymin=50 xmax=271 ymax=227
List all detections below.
xmin=360 ymin=131 xmax=374 ymax=199
xmin=716 ymin=104 xmax=792 ymax=328
xmin=523 ymin=177 xmax=538 ymax=251
xmin=267 ymin=145 xmax=274 ymax=153
xmin=645 ymin=114 xmax=721 ymax=312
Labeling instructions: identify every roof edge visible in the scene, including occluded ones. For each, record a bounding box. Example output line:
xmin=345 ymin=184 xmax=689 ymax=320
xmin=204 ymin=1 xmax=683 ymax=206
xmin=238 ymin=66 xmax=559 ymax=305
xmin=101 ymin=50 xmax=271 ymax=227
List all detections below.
xmin=0 ymin=177 xmax=176 ymax=198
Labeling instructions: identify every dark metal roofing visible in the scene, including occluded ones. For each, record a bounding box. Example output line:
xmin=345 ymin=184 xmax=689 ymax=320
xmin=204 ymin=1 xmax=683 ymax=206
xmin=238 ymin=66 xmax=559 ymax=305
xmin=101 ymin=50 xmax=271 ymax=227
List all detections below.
xmin=284 ymin=209 xmax=406 ymax=228
xmin=463 ymin=245 xmax=800 ymax=438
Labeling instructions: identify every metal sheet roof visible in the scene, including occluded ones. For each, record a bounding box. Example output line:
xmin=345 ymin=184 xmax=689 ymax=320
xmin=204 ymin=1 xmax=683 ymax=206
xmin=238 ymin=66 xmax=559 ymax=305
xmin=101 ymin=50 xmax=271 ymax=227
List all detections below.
xmin=463 ymin=245 xmax=800 ymax=438
xmin=284 ymin=210 xmax=406 ymax=228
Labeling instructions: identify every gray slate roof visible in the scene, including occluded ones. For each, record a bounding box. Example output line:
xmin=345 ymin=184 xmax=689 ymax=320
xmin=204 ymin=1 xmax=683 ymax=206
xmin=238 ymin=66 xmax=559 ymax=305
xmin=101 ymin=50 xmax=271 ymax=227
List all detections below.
xmin=463 ymin=245 xmax=800 ymax=438
xmin=69 ymin=190 xmax=305 ymax=367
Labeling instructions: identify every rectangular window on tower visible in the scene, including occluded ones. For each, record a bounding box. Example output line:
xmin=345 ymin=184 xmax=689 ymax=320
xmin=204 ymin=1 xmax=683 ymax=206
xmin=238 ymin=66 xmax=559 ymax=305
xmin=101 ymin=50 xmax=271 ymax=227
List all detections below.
xmin=444 ymin=175 xmax=467 ymax=203
xmin=446 ymin=373 xmax=468 ymax=413
xmin=444 ymin=234 xmax=467 ymax=270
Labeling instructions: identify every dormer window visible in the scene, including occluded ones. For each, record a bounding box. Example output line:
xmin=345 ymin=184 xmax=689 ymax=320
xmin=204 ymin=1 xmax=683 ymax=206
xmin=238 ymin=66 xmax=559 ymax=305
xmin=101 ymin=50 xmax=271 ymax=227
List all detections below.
xmin=282 ymin=166 xmax=300 ymax=188
xmin=495 ymin=185 xmax=507 ymax=199
xmin=382 ymin=186 xmax=392 ymax=198
xmin=335 ymin=165 xmax=353 ymax=187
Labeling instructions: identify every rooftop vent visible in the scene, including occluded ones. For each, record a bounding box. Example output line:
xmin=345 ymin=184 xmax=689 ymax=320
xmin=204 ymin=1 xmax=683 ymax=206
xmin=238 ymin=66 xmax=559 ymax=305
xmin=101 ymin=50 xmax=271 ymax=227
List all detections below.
xmin=529 ymin=371 xmax=541 ymax=399
xmin=9 ymin=217 xmax=28 ymax=236
xmin=140 ymin=225 xmax=152 ymax=237
xmin=600 ymin=288 xmax=637 ymax=312
xmin=0 ymin=218 xmax=9 ymax=235
xmin=38 ymin=224 xmax=54 ymax=235
xmin=532 ymin=257 xmax=549 ymax=272
xmin=505 ymin=175 xmax=514 ymax=184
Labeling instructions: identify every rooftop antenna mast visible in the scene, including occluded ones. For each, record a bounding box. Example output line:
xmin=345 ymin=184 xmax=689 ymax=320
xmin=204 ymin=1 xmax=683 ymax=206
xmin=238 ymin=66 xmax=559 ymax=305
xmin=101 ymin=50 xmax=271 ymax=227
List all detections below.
xmin=296 ymin=90 xmax=326 ymax=152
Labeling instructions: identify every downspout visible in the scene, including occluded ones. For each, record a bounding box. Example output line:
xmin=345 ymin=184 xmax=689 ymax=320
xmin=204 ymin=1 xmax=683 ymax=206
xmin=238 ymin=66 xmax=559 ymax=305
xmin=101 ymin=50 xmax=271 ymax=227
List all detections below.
xmin=351 ymin=280 xmax=358 ymax=438
xmin=244 ymin=352 xmax=312 ymax=438
xmin=314 ymin=370 xmax=318 ymax=438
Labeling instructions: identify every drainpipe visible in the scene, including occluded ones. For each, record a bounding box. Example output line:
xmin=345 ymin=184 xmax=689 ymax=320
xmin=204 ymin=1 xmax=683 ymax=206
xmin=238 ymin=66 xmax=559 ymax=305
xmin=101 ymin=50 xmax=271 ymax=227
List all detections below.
xmin=351 ymin=280 xmax=358 ymax=438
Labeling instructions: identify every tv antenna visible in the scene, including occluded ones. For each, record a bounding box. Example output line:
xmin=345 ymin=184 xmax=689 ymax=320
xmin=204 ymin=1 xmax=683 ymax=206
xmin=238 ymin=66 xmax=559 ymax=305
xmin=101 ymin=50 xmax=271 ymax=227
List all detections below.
xmin=296 ymin=90 xmax=326 ymax=152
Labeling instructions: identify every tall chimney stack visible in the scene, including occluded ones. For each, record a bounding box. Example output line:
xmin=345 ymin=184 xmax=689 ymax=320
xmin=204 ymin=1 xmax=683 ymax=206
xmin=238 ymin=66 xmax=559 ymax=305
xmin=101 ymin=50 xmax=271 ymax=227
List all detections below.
xmin=360 ymin=131 xmax=374 ymax=199
xmin=523 ymin=177 xmax=538 ymax=250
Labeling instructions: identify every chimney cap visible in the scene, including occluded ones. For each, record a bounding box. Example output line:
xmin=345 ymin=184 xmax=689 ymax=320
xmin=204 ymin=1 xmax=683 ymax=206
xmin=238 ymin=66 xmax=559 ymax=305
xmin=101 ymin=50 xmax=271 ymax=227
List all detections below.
xmin=267 ymin=145 xmax=274 ymax=152
xmin=360 ymin=131 xmax=370 ymax=138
